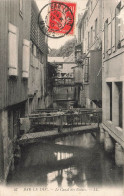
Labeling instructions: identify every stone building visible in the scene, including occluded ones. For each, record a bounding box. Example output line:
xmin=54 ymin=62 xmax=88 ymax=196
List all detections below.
xmin=101 ymin=0 xmax=124 ymax=164
xmin=28 ymin=0 xmax=48 ymax=113
xmin=0 ymin=0 xmax=48 ymax=182
xmin=0 ymin=0 xmax=32 ymax=182
xmin=75 ymin=0 xmax=102 ymax=108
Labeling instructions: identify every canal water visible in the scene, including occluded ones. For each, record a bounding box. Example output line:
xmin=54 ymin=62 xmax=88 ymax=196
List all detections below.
xmin=7 ymin=131 xmax=123 ymax=189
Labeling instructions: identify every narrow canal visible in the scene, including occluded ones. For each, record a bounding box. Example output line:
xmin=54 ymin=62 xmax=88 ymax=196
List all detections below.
xmin=7 ymin=131 xmax=123 ymax=189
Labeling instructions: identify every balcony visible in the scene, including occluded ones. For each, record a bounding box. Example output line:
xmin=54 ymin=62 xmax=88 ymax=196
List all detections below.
xmin=53 ymin=77 xmax=75 ymax=86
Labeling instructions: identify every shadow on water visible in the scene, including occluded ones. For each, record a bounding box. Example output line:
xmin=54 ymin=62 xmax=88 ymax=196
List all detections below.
xmin=7 ymin=132 xmax=124 ymax=188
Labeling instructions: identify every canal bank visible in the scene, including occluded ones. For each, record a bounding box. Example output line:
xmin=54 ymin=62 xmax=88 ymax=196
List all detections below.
xmin=7 ymin=131 xmax=123 ymax=189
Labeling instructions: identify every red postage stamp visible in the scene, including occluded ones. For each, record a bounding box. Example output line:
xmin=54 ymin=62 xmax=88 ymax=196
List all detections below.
xmin=48 ymin=0 xmax=76 ymax=35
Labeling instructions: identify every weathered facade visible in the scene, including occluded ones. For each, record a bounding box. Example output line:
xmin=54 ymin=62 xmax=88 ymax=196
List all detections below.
xmin=28 ymin=0 xmax=48 ymax=113
xmin=0 ymin=0 xmax=48 ymax=182
xmin=101 ymin=0 xmax=124 ymax=153
xmin=0 ymin=0 xmax=31 ymax=182
xmin=75 ymin=0 xmax=102 ymax=108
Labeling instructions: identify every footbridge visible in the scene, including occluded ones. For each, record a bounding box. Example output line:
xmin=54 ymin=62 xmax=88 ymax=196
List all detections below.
xmin=19 ymin=108 xmax=102 ymax=145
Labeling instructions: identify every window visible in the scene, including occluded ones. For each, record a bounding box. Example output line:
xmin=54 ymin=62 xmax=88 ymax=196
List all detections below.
xmin=33 ymin=45 xmax=37 ymax=56
xmin=78 ymin=27 xmax=82 ymax=42
xmin=8 ymin=23 xmax=18 ymax=76
xmin=104 ymin=19 xmax=108 ymax=54
xmin=22 ymin=39 xmax=30 ymax=78
xmin=115 ymin=2 xmax=121 ymax=48
xmin=95 ymin=18 xmax=98 ymax=39
xmin=91 ymin=26 xmax=93 ymax=45
xmin=112 ymin=13 xmax=116 ymax=52
xmin=116 ymin=82 xmax=123 ymax=128
xmin=107 ymin=83 xmax=112 ymax=121
xmin=120 ymin=1 xmax=124 ymax=46
xmin=107 ymin=17 xmax=112 ymax=54
xmin=19 ymin=0 xmax=23 ymax=17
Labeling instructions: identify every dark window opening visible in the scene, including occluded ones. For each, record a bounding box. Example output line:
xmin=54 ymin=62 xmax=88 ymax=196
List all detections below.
xmin=116 ymin=82 xmax=123 ymax=128
xmin=108 ymin=83 xmax=112 ymax=121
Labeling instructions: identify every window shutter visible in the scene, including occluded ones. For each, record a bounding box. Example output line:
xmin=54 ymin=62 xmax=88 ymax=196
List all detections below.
xmin=107 ymin=17 xmax=112 ymax=54
xmin=33 ymin=45 xmax=36 ymax=56
xmin=120 ymin=6 xmax=124 ymax=46
xmin=120 ymin=17 xmax=124 ymax=45
xmin=112 ymin=17 xmax=116 ymax=52
xmin=8 ymin=23 xmax=18 ymax=76
xmin=22 ymin=39 xmax=30 ymax=78
xmin=104 ymin=19 xmax=108 ymax=54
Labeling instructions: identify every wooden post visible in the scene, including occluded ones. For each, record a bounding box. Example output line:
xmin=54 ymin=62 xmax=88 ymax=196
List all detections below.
xmin=0 ymin=112 xmax=4 ymax=183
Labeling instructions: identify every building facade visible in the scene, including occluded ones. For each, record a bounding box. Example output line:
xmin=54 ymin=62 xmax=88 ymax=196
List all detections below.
xmin=28 ymin=0 xmax=48 ymax=113
xmin=0 ymin=0 xmax=48 ymax=182
xmin=0 ymin=0 xmax=31 ymax=182
xmin=48 ymin=56 xmax=76 ymax=108
xmin=101 ymin=0 xmax=124 ymax=158
xmin=75 ymin=0 xmax=102 ymax=108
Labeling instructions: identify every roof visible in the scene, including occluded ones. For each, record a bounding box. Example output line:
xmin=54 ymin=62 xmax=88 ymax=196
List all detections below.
xmin=48 ymin=57 xmax=64 ymax=63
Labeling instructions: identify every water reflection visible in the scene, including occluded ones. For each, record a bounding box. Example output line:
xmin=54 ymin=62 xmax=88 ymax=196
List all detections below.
xmin=7 ymin=132 xmax=123 ymax=188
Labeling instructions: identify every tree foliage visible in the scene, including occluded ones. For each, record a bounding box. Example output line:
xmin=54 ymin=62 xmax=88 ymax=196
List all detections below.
xmin=49 ymin=37 xmax=76 ymax=57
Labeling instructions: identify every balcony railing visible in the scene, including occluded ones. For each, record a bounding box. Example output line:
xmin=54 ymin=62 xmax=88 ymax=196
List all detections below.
xmin=53 ymin=93 xmax=75 ymax=101
xmin=53 ymin=78 xmax=75 ymax=86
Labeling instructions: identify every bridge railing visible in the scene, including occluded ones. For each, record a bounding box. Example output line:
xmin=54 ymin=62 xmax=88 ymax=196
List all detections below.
xmin=29 ymin=110 xmax=102 ymax=129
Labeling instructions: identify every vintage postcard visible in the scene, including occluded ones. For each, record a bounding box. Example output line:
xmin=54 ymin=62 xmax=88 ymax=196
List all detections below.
xmin=0 ymin=0 xmax=124 ymax=195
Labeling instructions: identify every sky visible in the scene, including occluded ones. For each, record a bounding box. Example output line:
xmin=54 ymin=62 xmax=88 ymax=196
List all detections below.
xmin=35 ymin=0 xmax=87 ymax=49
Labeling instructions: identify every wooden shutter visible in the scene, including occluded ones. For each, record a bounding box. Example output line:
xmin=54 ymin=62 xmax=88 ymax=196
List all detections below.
xmin=8 ymin=23 xmax=18 ymax=76
xmin=120 ymin=5 xmax=124 ymax=46
xmin=107 ymin=17 xmax=112 ymax=54
xmin=22 ymin=39 xmax=30 ymax=78
xmin=112 ymin=16 xmax=116 ymax=52
xmin=120 ymin=18 xmax=124 ymax=46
